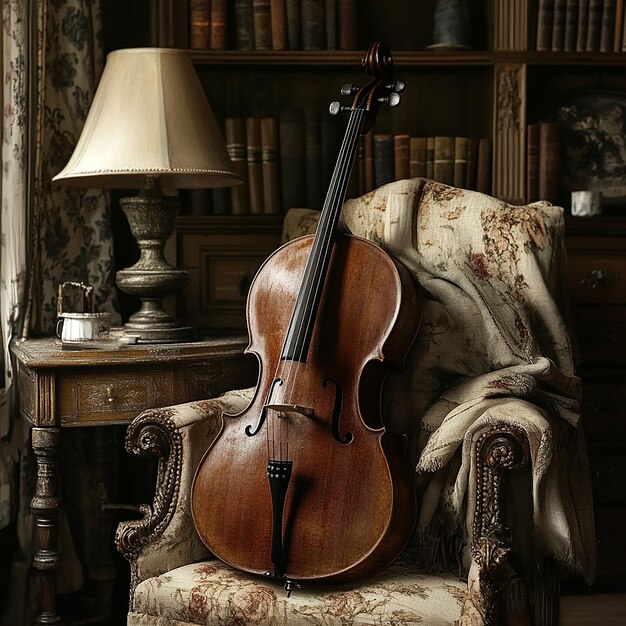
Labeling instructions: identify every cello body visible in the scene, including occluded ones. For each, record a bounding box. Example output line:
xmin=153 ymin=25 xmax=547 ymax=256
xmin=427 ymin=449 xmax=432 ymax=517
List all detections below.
xmin=191 ymin=42 xmax=422 ymax=587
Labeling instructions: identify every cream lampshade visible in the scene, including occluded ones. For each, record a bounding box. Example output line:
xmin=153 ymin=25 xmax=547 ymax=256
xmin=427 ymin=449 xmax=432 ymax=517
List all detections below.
xmin=53 ymin=47 xmax=240 ymax=343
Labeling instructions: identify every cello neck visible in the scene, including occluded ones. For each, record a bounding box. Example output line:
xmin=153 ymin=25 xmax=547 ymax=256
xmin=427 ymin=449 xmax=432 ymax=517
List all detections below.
xmin=280 ymin=108 xmax=365 ymax=363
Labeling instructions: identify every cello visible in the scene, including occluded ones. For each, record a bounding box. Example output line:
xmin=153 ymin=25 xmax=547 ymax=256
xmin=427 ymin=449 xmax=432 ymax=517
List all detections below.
xmin=191 ymin=42 xmax=422 ymax=592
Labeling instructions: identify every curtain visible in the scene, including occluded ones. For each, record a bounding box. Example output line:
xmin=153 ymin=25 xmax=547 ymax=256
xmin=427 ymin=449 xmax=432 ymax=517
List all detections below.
xmin=1 ymin=1 xmax=119 ymax=623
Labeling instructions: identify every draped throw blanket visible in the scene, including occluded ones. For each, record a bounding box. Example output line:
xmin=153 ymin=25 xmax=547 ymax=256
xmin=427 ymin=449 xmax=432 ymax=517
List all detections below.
xmin=285 ymin=178 xmax=596 ymax=582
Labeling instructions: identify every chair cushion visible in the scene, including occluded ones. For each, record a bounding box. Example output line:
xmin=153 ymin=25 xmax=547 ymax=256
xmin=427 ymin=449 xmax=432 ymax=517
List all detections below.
xmin=130 ymin=559 xmax=466 ymax=625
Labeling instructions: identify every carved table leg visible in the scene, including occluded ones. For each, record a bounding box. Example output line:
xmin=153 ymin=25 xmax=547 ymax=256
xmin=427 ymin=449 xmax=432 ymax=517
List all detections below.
xmin=30 ymin=427 xmax=62 ymax=625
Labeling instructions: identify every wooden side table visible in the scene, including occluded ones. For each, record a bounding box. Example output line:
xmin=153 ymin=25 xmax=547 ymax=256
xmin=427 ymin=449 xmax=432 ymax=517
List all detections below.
xmin=11 ymin=334 xmax=257 ymax=625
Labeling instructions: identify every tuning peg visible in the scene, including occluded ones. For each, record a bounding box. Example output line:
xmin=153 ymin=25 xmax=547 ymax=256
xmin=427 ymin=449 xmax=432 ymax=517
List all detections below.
xmin=391 ymin=80 xmax=406 ymax=94
xmin=329 ymin=102 xmax=351 ymax=116
xmin=378 ymin=92 xmax=401 ymax=107
xmin=340 ymin=84 xmax=359 ymax=96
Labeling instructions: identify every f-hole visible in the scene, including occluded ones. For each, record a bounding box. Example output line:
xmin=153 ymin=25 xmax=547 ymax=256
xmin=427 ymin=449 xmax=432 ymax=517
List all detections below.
xmin=322 ymin=378 xmax=352 ymax=445
xmin=246 ymin=378 xmax=283 ymax=437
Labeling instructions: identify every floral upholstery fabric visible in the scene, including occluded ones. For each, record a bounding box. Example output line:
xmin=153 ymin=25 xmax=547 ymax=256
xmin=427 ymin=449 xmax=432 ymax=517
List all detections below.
xmin=131 ymin=560 xmax=466 ymax=626
xmin=122 ymin=179 xmax=595 ymax=625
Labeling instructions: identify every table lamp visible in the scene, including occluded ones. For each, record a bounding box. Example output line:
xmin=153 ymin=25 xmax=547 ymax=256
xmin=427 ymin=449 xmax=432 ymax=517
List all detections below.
xmin=53 ymin=48 xmax=240 ymax=343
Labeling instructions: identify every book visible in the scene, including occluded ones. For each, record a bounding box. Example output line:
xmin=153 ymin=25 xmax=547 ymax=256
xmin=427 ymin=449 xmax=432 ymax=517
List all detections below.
xmin=225 ymin=117 xmax=250 ymax=214
xmin=454 ymin=136 xmax=469 ymax=188
xmin=363 ymin=131 xmax=375 ymax=192
xmin=325 ymin=0 xmax=337 ymax=49
xmin=526 ymin=123 xmax=540 ymax=203
xmin=409 ymin=137 xmax=427 ymax=178
xmin=600 ymin=0 xmax=617 ymax=51
xmin=278 ymin=110 xmax=307 ymax=210
xmin=564 ymin=0 xmax=579 ymax=51
xmin=270 ymin=0 xmax=287 ymax=50
xmin=538 ymin=122 xmax=560 ymax=204
xmin=235 ymin=0 xmax=255 ymax=50
xmin=190 ymin=0 xmax=210 ymax=49
xmin=302 ymin=0 xmax=326 ymax=50
xmin=536 ymin=0 xmax=554 ymax=50
xmin=285 ymin=0 xmax=301 ymax=49
xmin=338 ymin=0 xmax=357 ymax=50
xmin=260 ymin=117 xmax=282 ymax=214
xmin=614 ymin=0 xmax=625 ymax=50
xmin=587 ymin=0 xmax=604 ymax=51
xmin=476 ymin=138 xmax=491 ymax=194
xmin=425 ymin=137 xmax=435 ymax=179
xmin=246 ymin=117 xmax=264 ymax=214
xmin=393 ymin=134 xmax=411 ymax=181
xmin=252 ymin=0 xmax=272 ymax=50
xmin=373 ymin=134 xmax=394 ymax=188
xmin=465 ymin=137 xmax=479 ymax=190
xmin=304 ymin=109 xmax=322 ymax=210
xmin=551 ymin=0 xmax=566 ymax=50
xmin=576 ymin=0 xmax=590 ymax=50
xmin=210 ymin=0 xmax=227 ymax=49
xmin=433 ymin=136 xmax=455 ymax=186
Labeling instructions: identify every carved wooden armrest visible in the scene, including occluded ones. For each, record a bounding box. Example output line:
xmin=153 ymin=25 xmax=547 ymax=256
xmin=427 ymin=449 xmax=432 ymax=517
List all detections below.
xmin=461 ymin=424 xmax=530 ymax=626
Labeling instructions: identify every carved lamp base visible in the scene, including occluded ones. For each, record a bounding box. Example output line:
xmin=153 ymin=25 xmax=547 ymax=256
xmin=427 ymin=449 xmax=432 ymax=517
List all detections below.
xmin=116 ymin=177 xmax=194 ymax=343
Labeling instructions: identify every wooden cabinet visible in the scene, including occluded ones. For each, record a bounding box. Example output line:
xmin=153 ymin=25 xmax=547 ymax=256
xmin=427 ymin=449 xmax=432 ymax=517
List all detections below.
xmin=566 ymin=218 xmax=626 ymax=584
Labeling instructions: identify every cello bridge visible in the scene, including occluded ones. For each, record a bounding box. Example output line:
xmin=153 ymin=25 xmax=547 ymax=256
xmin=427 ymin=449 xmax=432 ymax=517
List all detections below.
xmin=264 ymin=403 xmax=313 ymax=419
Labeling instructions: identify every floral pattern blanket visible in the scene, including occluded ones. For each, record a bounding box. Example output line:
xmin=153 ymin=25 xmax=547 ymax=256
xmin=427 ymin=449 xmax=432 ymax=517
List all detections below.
xmin=287 ymin=178 xmax=595 ymax=581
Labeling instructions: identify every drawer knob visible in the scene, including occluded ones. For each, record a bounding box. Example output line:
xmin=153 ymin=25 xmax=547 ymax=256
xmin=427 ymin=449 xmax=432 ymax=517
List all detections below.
xmin=581 ymin=269 xmax=619 ymax=288
xmin=106 ymin=386 xmax=114 ymax=403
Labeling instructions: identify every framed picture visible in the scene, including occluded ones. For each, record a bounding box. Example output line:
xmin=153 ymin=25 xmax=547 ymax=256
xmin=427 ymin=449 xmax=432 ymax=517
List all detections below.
xmin=558 ymin=91 xmax=626 ymax=204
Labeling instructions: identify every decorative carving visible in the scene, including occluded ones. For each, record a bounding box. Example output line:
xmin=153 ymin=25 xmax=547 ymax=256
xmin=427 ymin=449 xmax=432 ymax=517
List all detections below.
xmin=115 ymin=408 xmax=182 ymax=602
xmin=496 ymin=66 xmax=522 ymax=133
xmin=30 ymin=427 xmax=61 ymax=625
xmin=464 ymin=425 xmax=530 ymax=625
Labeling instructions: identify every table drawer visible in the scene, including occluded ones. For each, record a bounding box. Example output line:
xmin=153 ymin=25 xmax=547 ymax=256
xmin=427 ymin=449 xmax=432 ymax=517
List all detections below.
xmin=568 ymin=255 xmax=626 ymax=305
xmin=59 ymin=369 xmax=174 ymax=424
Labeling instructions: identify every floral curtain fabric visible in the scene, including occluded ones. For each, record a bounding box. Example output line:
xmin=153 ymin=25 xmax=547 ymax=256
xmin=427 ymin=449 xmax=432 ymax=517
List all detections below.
xmin=1 ymin=0 xmax=118 ymax=622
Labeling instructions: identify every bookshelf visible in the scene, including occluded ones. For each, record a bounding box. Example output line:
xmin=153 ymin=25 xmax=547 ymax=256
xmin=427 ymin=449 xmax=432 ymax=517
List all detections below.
xmin=103 ymin=1 xmax=626 ymax=586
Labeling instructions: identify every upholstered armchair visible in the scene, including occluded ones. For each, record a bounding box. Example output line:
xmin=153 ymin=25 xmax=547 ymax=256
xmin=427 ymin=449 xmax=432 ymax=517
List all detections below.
xmin=116 ymin=179 xmax=595 ymax=626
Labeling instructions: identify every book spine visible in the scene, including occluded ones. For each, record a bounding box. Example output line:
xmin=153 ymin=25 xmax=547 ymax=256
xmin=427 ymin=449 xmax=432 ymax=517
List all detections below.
xmin=325 ymin=0 xmax=337 ymax=49
xmin=261 ymin=117 xmax=282 ymax=214
xmin=246 ymin=117 xmax=264 ymax=214
xmin=587 ymin=0 xmax=604 ymax=51
xmin=279 ymin=110 xmax=307 ymax=210
xmin=252 ymin=0 xmax=272 ymax=50
xmin=373 ymin=134 xmax=394 ymax=188
xmin=225 ymin=117 xmax=249 ymax=214
xmin=476 ymin=138 xmax=491 ymax=194
xmin=433 ymin=136 xmax=455 ymax=186
xmin=409 ymin=137 xmax=427 ymax=179
xmin=393 ymin=134 xmax=411 ymax=181
xmin=526 ymin=124 xmax=540 ymax=203
xmin=551 ymin=0 xmax=566 ymax=50
xmin=564 ymin=0 xmax=579 ymax=51
xmin=600 ymin=0 xmax=617 ymax=51
xmin=210 ymin=0 xmax=227 ymax=49
xmin=304 ymin=108 xmax=322 ymax=210
xmin=285 ymin=0 xmax=301 ymax=49
xmin=454 ymin=136 xmax=469 ymax=188
xmin=363 ymin=131 xmax=375 ymax=193
xmin=614 ymin=0 xmax=624 ymax=50
xmin=190 ymin=0 xmax=211 ymax=49
xmin=302 ymin=0 xmax=326 ymax=50
xmin=465 ymin=137 xmax=479 ymax=190
xmin=270 ymin=0 xmax=287 ymax=50
xmin=576 ymin=0 xmax=590 ymax=50
xmin=338 ymin=0 xmax=357 ymax=50
xmin=536 ymin=0 xmax=555 ymax=50
xmin=235 ymin=0 xmax=255 ymax=50
xmin=538 ymin=122 xmax=560 ymax=204
xmin=425 ymin=137 xmax=435 ymax=180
